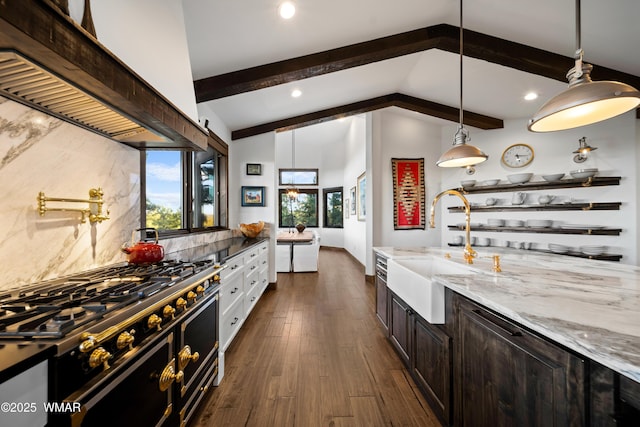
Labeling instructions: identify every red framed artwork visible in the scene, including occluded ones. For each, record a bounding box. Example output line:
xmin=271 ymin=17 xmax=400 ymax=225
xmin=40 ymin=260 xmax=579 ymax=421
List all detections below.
xmin=392 ymin=158 xmax=425 ymax=230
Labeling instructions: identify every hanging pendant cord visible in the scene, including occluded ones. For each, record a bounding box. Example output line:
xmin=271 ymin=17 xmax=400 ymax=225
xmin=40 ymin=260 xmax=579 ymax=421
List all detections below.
xmin=459 ymin=0 xmax=463 ymax=128
xmin=575 ymin=0 xmax=581 ymax=54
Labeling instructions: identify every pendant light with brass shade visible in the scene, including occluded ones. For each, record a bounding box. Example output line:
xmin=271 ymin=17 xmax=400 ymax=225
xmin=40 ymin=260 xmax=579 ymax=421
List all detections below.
xmin=437 ymin=0 xmax=488 ymax=168
xmin=528 ymin=0 xmax=640 ymax=132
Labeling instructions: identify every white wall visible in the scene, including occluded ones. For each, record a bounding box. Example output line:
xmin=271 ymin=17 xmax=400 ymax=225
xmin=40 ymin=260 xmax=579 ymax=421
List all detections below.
xmin=437 ymin=112 xmax=638 ymax=265
xmin=83 ymin=0 xmax=200 ymax=123
xmin=343 ymin=116 xmax=368 ymax=265
xmin=230 ymin=132 xmax=277 ymax=282
xmin=372 ymin=108 xmax=444 ymax=249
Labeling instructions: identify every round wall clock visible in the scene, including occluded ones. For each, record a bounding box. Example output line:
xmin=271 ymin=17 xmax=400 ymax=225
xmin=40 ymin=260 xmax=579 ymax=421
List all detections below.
xmin=501 ymin=143 xmax=534 ymax=168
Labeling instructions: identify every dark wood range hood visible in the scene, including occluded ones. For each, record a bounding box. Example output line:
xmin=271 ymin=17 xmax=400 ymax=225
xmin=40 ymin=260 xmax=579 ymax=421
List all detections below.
xmin=0 ymin=0 xmax=208 ymax=150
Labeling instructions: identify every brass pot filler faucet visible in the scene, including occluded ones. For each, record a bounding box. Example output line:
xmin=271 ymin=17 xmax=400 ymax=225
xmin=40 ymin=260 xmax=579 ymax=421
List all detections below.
xmin=37 ymin=188 xmax=110 ymax=223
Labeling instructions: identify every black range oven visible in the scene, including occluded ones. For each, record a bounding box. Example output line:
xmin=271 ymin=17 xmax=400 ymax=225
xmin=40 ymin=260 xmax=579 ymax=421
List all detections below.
xmin=0 ymin=259 xmax=223 ymax=427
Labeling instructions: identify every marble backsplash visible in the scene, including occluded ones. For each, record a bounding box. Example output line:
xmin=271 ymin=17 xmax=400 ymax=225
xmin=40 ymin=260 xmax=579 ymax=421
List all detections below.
xmin=0 ymin=96 xmax=237 ymax=290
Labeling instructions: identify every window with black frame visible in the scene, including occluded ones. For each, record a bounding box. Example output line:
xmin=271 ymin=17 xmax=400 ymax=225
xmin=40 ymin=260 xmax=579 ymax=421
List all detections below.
xmin=323 ymin=187 xmax=343 ymax=228
xmin=278 ymin=188 xmax=318 ymax=228
xmin=144 ymin=144 xmax=227 ymax=233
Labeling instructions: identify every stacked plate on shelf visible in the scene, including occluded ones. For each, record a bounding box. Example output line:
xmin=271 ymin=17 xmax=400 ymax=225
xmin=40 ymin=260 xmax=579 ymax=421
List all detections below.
xmin=525 ymin=219 xmax=552 ymax=228
xmin=560 ymin=224 xmax=604 ymax=230
xmin=505 ymin=219 xmax=525 ymax=227
xmin=487 ymin=218 xmax=505 ymax=227
xmin=579 ymin=245 xmax=606 ymax=256
xmin=548 ymin=243 xmax=571 ymax=254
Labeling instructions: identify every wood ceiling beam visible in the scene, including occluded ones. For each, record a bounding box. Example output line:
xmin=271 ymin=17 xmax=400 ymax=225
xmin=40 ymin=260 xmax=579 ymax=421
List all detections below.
xmin=231 ymin=93 xmax=503 ymax=140
xmin=194 ymin=25 xmax=450 ymax=103
xmin=194 ymin=23 xmax=640 ymax=103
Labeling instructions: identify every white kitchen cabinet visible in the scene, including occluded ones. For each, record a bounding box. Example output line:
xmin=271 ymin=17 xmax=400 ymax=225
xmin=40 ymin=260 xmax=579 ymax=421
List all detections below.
xmin=216 ymin=240 xmax=270 ymax=384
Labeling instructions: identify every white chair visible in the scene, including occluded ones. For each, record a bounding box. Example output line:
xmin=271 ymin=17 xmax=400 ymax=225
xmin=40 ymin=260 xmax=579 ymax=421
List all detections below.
xmin=292 ymin=231 xmax=320 ymax=272
xmin=276 ymin=242 xmax=291 ymax=272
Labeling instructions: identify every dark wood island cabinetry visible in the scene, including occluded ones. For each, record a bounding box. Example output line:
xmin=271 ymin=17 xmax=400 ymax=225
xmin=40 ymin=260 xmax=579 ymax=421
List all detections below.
xmin=452 ymin=292 xmax=586 ymax=426
xmin=387 ymin=289 xmax=453 ymax=425
xmin=374 ymin=249 xmax=640 ymax=427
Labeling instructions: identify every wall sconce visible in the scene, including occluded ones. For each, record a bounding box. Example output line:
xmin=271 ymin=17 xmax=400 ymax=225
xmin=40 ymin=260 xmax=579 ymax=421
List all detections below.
xmin=573 ymin=136 xmax=597 ymax=163
xmin=464 ymin=165 xmax=476 ymax=175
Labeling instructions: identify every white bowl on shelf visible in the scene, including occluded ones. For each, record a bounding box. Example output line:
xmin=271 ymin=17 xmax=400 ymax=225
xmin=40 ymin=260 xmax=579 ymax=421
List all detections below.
xmin=548 ymin=243 xmax=570 ymax=254
xmin=460 ymin=180 xmax=476 ymax=187
xmin=542 ymin=173 xmax=565 ymax=182
xmin=482 ymin=179 xmax=500 ymax=186
xmin=507 ymin=173 xmax=533 ymax=184
xmin=476 ymin=237 xmax=491 ymax=246
xmin=487 ymin=218 xmax=504 ymax=226
xmin=505 ymin=219 xmax=524 ymax=227
xmin=570 ymin=168 xmax=598 ymax=179
xmin=580 ymin=245 xmax=606 ymax=256
xmin=526 ymin=219 xmax=552 ymax=228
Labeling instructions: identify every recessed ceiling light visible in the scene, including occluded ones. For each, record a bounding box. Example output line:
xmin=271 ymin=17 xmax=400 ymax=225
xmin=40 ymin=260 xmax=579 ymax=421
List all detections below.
xmin=278 ymin=2 xmax=296 ymax=19
xmin=524 ymin=92 xmax=539 ymax=101
xmin=291 ymin=89 xmax=302 ymax=98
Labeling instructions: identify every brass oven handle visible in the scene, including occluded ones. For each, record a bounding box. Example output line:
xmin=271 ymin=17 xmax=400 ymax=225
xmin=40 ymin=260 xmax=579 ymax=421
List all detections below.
xmin=77 ymin=265 xmax=225 ymax=353
xmin=159 ymin=358 xmax=184 ymax=392
xmin=178 ymin=345 xmax=200 ymax=371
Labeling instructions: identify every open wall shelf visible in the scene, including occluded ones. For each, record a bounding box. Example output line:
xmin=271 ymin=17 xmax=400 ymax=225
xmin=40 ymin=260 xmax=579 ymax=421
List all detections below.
xmin=447 ymin=244 xmax=622 ymax=262
xmin=447 ymin=225 xmax=622 ymax=235
xmin=457 ymin=176 xmax=620 ymax=194
xmin=448 ymin=202 xmax=621 ymax=213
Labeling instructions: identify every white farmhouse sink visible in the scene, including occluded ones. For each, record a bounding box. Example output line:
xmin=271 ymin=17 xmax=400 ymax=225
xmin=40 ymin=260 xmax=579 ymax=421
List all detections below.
xmin=387 ymin=257 xmax=475 ymax=324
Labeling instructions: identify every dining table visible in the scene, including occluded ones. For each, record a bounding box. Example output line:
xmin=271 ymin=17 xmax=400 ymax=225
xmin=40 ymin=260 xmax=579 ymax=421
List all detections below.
xmin=277 ymin=231 xmax=314 ymax=272
xmin=276 ymin=230 xmax=314 ymax=243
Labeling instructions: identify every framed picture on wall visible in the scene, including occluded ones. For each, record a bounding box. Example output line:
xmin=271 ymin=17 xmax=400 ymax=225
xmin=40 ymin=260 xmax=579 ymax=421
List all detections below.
xmin=241 ymin=186 xmax=265 ymax=206
xmin=246 ymin=163 xmax=262 ymax=175
xmin=350 ymin=186 xmax=356 ymax=215
xmin=356 ymin=172 xmax=366 ymax=221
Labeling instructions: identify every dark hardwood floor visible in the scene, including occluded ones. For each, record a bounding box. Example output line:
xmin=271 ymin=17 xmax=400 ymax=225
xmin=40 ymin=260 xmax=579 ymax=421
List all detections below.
xmin=191 ymin=248 xmax=440 ymax=426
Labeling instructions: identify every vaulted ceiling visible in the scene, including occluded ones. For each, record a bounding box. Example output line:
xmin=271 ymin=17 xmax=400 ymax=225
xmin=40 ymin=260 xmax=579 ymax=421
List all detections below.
xmin=182 ymin=0 xmax=640 ymax=140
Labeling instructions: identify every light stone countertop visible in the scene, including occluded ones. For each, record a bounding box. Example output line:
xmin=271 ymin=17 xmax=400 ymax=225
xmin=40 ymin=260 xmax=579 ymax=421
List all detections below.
xmin=373 ymin=246 xmax=640 ymax=383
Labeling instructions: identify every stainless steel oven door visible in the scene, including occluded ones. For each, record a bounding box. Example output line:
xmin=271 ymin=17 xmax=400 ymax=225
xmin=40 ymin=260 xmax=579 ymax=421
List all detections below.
xmin=63 ymin=332 xmax=176 ymax=427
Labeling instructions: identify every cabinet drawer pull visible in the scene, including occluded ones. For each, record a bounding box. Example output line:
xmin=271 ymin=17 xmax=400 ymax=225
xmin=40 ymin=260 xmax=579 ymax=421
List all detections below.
xmin=230 ymin=317 xmax=239 ymax=326
xmin=471 ymin=309 xmax=522 ymax=337
xmin=230 ymin=287 xmax=238 ymax=294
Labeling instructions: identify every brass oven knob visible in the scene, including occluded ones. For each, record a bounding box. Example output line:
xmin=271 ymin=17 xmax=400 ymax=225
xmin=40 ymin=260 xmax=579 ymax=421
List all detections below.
xmin=159 ymin=359 xmax=184 ymax=392
xmin=147 ymin=314 xmax=162 ymax=331
xmin=196 ymin=285 xmax=205 ymax=296
xmin=213 ymin=274 xmax=220 ymax=282
xmin=187 ymin=290 xmax=197 ymax=302
xmin=116 ymin=330 xmax=135 ymax=350
xmin=89 ymin=347 xmax=112 ymax=370
xmin=162 ymin=305 xmax=176 ymax=319
xmin=178 ymin=345 xmax=200 ymax=371
xmin=176 ymin=297 xmax=187 ymax=311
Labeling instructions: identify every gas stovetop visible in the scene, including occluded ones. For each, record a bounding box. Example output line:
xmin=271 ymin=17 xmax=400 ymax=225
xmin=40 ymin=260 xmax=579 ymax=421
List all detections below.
xmin=0 ymin=260 xmax=215 ymax=339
